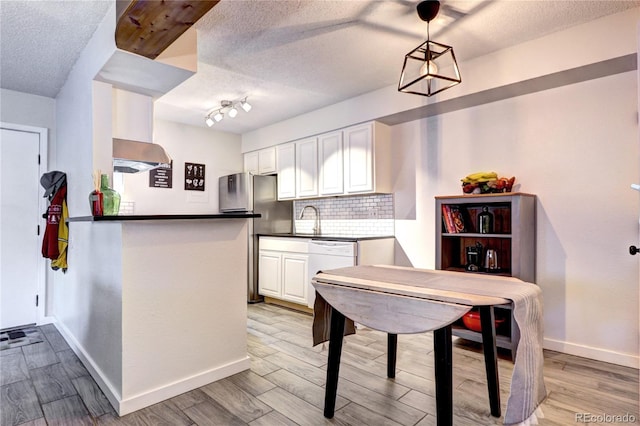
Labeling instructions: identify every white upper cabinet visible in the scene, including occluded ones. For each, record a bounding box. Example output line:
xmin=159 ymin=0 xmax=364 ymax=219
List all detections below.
xmin=272 ymin=121 xmax=390 ymax=200
xmin=318 ymin=131 xmax=344 ymax=196
xmin=244 ymin=151 xmax=259 ymax=174
xmin=295 ymin=137 xmax=319 ymax=198
xmin=244 ymin=147 xmax=276 ymax=175
xmin=276 ymin=143 xmax=296 ymax=199
xmin=344 ymin=122 xmax=391 ymax=194
xmin=258 ymin=147 xmax=277 ymax=174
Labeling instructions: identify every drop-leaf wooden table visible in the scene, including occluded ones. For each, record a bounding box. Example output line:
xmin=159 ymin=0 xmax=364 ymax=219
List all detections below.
xmin=311 ymin=265 xmax=546 ymax=426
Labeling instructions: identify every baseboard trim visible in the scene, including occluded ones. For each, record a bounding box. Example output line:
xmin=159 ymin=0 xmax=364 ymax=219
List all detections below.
xmin=39 ymin=315 xmax=56 ymax=326
xmin=53 ymin=320 xmax=123 ymax=412
xmin=53 ymin=319 xmax=251 ymax=416
xmin=544 ymin=338 xmax=639 ymax=368
xmin=118 ymin=357 xmax=250 ymax=415
xmin=264 ymin=297 xmax=313 ymax=314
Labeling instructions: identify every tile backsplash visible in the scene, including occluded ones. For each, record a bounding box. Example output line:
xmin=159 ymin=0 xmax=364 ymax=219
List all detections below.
xmin=294 ymin=194 xmax=394 ymax=236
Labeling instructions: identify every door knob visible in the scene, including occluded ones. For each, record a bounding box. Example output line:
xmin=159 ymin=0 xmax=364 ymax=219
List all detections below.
xmin=630 ymin=245 xmax=639 ymax=255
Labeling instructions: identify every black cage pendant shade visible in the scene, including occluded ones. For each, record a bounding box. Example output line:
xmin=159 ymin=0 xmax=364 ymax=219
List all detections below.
xmin=398 ymin=0 xmax=461 ymax=97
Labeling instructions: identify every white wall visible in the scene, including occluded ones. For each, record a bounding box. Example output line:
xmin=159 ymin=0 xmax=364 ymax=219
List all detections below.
xmin=53 ymin=1 xmax=125 ymax=397
xmin=239 ymin=9 xmax=640 ymax=367
xmin=393 ymin=71 xmax=639 ymax=367
xmin=56 ymin=222 xmax=124 ymax=402
xmin=119 ymin=220 xmax=249 ymax=413
xmin=0 ymin=88 xmax=56 ymax=168
xmin=56 ymin=5 xmax=116 ymax=218
xmin=122 ymin=119 xmax=242 ymax=214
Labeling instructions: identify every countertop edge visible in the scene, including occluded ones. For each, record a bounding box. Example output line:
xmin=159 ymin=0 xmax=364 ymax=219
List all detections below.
xmin=68 ymin=213 xmax=261 ymax=222
xmin=258 ymin=233 xmax=395 ymax=242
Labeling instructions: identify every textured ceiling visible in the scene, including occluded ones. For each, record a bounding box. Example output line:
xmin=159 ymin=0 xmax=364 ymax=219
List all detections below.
xmin=0 ymin=1 xmax=112 ymax=97
xmin=1 ymin=1 xmax=639 ymax=135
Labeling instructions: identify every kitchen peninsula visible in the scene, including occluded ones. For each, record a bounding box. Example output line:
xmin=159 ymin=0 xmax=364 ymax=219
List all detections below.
xmin=62 ymin=214 xmax=258 ymax=415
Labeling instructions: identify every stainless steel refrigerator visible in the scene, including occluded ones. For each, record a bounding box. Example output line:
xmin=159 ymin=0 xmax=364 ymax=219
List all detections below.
xmin=219 ymin=172 xmax=293 ymax=302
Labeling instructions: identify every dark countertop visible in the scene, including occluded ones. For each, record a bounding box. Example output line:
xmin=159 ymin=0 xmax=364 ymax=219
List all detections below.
xmin=68 ymin=213 xmax=261 ymax=222
xmin=259 ymin=232 xmax=395 ymax=242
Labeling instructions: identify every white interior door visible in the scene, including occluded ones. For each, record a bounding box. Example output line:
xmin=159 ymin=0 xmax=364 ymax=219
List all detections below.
xmin=0 ymin=126 xmax=45 ymax=329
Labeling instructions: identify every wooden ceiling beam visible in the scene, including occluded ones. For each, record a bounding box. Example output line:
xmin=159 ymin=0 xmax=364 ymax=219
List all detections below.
xmin=115 ymin=0 xmax=219 ymax=60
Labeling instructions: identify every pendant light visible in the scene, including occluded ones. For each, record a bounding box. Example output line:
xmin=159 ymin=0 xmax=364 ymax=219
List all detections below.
xmin=398 ymin=0 xmax=461 ymax=97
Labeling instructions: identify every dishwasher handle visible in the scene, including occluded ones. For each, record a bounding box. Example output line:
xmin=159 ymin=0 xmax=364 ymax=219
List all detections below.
xmin=309 ymin=240 xmax=357 ymax=256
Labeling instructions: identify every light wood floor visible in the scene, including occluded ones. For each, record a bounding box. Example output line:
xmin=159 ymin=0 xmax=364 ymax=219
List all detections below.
xmin=1 ymin=302 xmax=638 ymax=425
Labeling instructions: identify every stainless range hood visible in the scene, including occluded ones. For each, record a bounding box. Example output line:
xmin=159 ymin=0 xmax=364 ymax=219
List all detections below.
xmin=113 ymin=138 xmax=171 ymax=173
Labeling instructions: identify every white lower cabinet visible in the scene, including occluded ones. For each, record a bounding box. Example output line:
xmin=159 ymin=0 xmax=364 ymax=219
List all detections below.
xmin=257 ymin=251 xmax=281 ymax=297
xmin=258 ymin=237 xmax=310 ymax=305
xmin=281 ymin=254 xmax=308 ymax=304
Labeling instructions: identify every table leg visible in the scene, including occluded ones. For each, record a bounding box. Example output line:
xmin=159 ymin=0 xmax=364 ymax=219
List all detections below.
xmin=324 ymin=307 xmax=345 ymax=419
xmin=433 ymin=325 xmax=453 ymax=426
xmin=387 ymin=333 xmax=398 ymax=378
xmin=479 ymin=305 xmax=501 ymax=417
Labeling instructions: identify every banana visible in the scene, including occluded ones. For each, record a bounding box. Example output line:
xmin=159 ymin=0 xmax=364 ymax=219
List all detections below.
xmin=461 ymin=171 xmax=497 ymax=184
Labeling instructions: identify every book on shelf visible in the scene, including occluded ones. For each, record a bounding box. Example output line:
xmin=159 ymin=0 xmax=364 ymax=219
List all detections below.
xmin=441 ymin=205 xmax=454 ymax=233
xmin=442 ymin=204 xmax=466 ymax=233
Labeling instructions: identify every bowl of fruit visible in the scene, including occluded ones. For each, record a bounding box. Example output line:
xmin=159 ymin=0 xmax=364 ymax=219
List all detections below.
xmin=461 ymin=172 xmax=516 ymax=194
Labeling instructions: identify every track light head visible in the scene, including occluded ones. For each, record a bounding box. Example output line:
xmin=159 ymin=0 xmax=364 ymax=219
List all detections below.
xmin=241 ymin=99 xmax=252 ymax=112
xmin=205 ymin=116 xmax=214 ymax=127
xmin=228 ymin=106 xmax=238 ymax=118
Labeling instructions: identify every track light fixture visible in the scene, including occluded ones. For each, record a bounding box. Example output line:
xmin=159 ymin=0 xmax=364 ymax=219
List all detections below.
xmin=204 ymin=97 xmax=252 ymax=127
xmin=398 ymin=0 xmax=461 ymax=97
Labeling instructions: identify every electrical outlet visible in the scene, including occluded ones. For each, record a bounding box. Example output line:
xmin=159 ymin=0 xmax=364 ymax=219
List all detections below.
xmin=367 ymin=208 xmax=378 ymax=218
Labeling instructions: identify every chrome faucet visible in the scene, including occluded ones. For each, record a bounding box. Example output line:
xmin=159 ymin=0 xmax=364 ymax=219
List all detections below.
xmin=299 ymin=205 xmax=321 ymax=235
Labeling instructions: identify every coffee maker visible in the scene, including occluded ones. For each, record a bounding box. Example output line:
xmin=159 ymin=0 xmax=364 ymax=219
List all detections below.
xmin=465 ymin=242 xmax=483 ymax=271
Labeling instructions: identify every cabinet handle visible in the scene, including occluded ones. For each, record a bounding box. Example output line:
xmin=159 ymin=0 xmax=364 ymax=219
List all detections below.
xmin=629 ymin=245 xmax=639 ymax=255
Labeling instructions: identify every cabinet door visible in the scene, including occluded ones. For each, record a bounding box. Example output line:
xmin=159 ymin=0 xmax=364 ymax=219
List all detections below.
xmin=258 ymin=147 xmax=277 ymax=175
xmin=318 ymin=131 xmax=344 ymax=196
xmin=344 ymin=123 xmax=373 ymax=193
xmin=244 ymin=151 xmax=259 ymax=174
xmin=258 ymin=250 xmax=281 ymax=297
xmin=276 ymin=143 xmax=296 ymax=199
xmin=281 ymin=253 xmax=308 ymax=304
xmin=296 ymin=137 xmax=318 ymax=198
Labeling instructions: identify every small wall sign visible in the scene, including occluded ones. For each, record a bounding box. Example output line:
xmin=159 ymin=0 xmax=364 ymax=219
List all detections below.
xmin=184 ymin=162 xmax=205 ymax=191
xmin=149 ymin=161 xmax=173 ymax=188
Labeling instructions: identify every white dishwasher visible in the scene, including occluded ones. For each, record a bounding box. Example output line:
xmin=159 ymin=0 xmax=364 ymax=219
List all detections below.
xmin=307 ymin=240 xmax=357 ymax=308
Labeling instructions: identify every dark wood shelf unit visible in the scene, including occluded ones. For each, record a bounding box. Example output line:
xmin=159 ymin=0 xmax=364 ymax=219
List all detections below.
xmin=435 ymin=192 xmax=536 ymax=360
